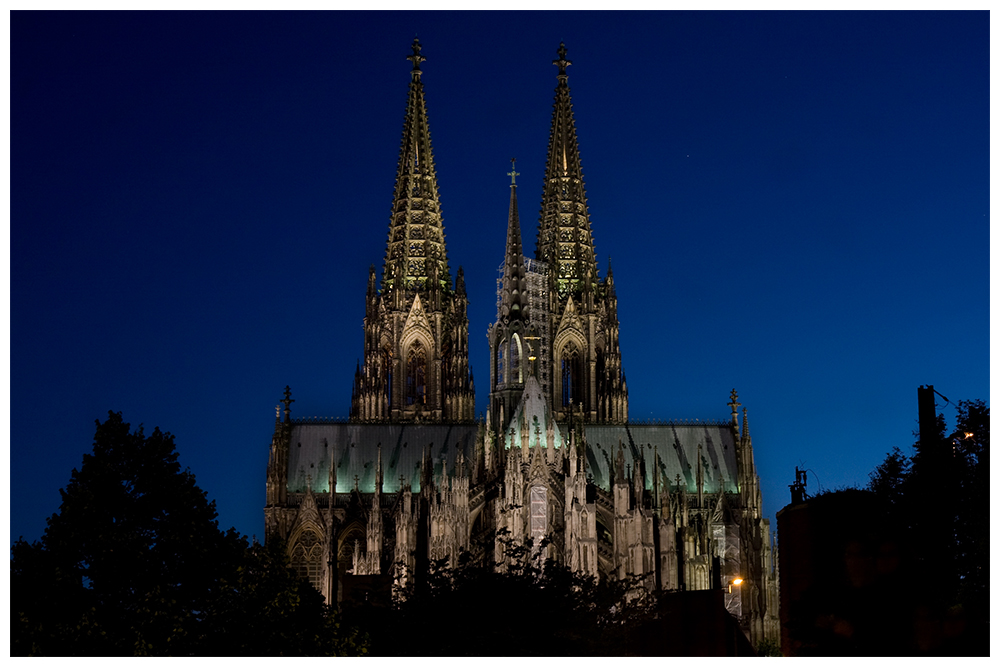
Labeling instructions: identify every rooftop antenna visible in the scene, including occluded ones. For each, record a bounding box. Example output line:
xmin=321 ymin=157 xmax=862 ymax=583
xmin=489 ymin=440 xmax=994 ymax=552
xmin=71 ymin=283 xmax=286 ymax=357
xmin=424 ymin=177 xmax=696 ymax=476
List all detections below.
xmin=789 ymin=466 xmax=808 ymax=504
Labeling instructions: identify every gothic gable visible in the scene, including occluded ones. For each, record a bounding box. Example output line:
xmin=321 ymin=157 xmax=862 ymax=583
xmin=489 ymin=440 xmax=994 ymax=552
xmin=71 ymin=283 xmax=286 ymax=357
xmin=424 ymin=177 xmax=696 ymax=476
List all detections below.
xmin=401 ymin=292 xmax=434 ymax=350
xmin=553 ymin=295 xmax=586 ymax=353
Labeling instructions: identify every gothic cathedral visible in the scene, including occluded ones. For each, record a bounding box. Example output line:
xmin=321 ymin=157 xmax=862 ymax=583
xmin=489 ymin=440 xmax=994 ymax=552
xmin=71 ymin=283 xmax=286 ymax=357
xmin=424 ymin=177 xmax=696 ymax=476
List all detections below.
xmin=264 ymin=40 xmax=779 ymax=645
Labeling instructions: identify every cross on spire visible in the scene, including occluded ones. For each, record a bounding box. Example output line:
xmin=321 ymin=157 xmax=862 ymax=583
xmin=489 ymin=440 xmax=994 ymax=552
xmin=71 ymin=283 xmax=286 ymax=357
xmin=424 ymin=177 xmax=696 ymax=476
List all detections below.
xmin=508 ymin=157 xmax=519 ymax=185
xmin=407 ymin=38 xmax=425 ymax=76
xmin=553 ymin=42 xmax=572 ymax=79
xmin=728 ymin=388 xmax=741 ymax=425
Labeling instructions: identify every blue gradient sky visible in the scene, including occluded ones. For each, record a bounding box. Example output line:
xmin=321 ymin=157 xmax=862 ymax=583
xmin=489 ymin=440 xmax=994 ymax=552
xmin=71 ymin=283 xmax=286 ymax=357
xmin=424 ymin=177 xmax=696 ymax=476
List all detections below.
xmin=11 ymin=11 xmax=989 ymax=545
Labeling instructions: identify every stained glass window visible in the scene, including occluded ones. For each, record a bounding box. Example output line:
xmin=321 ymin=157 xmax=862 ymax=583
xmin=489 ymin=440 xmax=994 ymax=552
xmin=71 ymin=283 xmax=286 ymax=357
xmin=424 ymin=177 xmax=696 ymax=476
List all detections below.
xmin=561 ymin=345 xmax=583 ymax=407
xmin=291 ymin=529 xmax=324 ymax=591
xmin=511 ymin=334 xmax=522 ymax=384
xmin=497 ymin=341 xmax=505 ymax=385
xmin=406 ymin=343 xmax=426 ymax=406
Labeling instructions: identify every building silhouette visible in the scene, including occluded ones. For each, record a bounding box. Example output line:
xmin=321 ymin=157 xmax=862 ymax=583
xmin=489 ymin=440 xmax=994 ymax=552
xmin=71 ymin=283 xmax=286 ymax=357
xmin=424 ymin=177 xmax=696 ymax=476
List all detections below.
xmin=264 ymin=40 xmax=779 ymax=646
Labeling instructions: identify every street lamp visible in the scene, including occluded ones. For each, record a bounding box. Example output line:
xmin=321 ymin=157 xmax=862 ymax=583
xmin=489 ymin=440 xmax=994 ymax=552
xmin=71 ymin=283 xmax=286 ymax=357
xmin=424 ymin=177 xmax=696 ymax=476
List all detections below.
xmin=728 ymin=577 xmax=744 ymax=594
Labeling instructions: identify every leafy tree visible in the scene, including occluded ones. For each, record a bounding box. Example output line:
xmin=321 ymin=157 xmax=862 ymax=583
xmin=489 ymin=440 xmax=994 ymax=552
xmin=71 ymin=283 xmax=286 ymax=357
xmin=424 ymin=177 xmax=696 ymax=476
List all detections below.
xmin=755 ymin=637 xmax=782 ymax=656
xmin=863 ymin=400 xmax=989 ymax=655
xmin=866 ymin=446 xmax=910 ymax=507
xmin=197 ymin=536 xmax=367 ymax=656
xmin=356 ymin=532 xmax=657 ymax=656
xmin=951 ymin=400 xmax=988 ymax=618
xmin=11 ymin=411 xmax=367 ymax=656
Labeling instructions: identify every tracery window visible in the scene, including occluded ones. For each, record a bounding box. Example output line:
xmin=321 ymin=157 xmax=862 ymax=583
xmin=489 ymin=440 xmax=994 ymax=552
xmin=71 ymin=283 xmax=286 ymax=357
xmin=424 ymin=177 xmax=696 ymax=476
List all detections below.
xmin=290 ymin=529 xmax=324 ymax=591
xmin=561 ymin=344 xmax=583 ymax=407
xmin=406 ymin=343 xmax=427 ymax=406
xmin=381 ymin=347 xmax=393 ymax=403
xmin=497 ymin=340 xmax=506 ymax=386
xmin=510 ymin=334 xmax=523 ymax=384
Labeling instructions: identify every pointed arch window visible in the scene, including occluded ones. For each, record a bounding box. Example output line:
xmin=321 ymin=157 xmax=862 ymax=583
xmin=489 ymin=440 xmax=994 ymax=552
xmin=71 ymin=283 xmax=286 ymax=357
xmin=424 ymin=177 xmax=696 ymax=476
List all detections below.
xmin=510 ymin=334 xmax=523 ymax=384
xmin=596 ymin=347 xmax=607 ymax=392
xmin=561 ymin=344 xmax=583 ymax=408
xmin=406 ymin=342 xmax=427 ymax=406
xmin=290 ymin=529 xmax=324 ymax=591
xmin=381 ymin=347 xmax=393 ymax=404
xmin=497 ymin=339 xmax=506 ymax=386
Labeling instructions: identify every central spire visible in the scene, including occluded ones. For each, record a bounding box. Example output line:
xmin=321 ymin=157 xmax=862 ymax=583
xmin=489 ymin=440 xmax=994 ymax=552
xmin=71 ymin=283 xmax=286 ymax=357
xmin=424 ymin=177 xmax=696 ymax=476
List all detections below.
xmin=383 ymin=37 xmax=451 ymax=297
xmin=536 ymin=42 xmax=598 ymax=299
xmin=499 ymin=158 xmax=527 ymax=321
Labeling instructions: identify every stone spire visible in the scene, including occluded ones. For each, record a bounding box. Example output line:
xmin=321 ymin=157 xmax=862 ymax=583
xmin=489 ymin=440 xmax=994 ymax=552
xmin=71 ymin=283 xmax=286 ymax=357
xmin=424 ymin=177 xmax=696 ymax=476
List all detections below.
xmin=382 ymin=38 xmax=451 ymax=298
xmin=351 ymin=39 xmax=474 ymax=423
xmin=499 ymin=159 xmax=527 ymax=321
xmin=536 ymin=42 xmax=598 ymax=299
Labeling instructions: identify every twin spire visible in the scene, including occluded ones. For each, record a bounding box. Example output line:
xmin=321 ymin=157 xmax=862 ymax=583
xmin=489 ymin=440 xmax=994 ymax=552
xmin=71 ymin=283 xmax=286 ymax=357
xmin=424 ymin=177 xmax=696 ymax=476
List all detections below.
xmin=498 ymin=42 xmax=600 ymax=319
xmin=383 ymin=38 xmax=451 ymax=297
xmin=537 ymin=42 xmax=599 ymax=298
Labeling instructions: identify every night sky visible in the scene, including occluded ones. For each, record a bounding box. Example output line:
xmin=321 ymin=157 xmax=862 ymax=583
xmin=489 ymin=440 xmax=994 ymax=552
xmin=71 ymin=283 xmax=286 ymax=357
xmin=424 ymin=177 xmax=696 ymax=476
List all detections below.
xmin=11 ymin=11 xmax=989 ymax=546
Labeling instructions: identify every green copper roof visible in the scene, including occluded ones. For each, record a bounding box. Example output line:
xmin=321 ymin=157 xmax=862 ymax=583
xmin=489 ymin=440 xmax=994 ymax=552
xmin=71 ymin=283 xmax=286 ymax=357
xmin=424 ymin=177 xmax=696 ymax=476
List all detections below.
xmin=583 ymin=423 xmax=739 ymax=494
xmin=287 ymin=422 xmax=478 ymax=494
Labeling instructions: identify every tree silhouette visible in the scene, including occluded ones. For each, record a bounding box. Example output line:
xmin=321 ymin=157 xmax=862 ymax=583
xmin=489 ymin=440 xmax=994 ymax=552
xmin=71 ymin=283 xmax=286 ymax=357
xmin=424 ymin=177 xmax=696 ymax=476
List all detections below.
xmin=11 ymin=411 xmax=367 ymax=656
xmin=864 ymin=399 xmax=989 ymax=655
xmin=353 ymin=532 xmax=657 ymax=656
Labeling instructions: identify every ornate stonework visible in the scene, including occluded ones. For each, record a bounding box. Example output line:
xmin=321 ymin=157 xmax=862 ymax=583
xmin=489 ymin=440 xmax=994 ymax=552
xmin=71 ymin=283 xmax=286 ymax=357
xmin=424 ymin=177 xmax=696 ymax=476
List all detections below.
xmin=264 ymin=40 xmax=779 ymax=647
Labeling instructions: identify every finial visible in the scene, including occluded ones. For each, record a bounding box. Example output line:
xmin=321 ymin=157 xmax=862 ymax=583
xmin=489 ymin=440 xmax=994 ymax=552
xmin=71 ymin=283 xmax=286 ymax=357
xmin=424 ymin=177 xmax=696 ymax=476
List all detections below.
xmin=407 ymin=38 xmax=426 ymax=76
xmin=728 ymin=388 xmax=741 ymax=424
xmin=281 ymin=385 xmax=295 ymax=422
xmin=508 ymin=158 xmax=519 ymax=185
xmin=553 ymin=42 xmax=572 ymax=80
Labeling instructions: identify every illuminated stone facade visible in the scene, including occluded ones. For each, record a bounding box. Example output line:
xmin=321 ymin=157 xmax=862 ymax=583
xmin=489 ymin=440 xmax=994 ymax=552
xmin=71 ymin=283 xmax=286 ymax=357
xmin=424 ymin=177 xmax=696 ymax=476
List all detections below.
xmin=264 ymin=40 xmax=779 ymax=646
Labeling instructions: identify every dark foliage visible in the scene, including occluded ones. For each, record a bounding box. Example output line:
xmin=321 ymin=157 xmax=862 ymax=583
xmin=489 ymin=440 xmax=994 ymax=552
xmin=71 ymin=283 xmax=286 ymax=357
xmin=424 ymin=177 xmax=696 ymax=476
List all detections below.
xmin=11 ymin=412 xmax=366 ymax=656
xmin=861 ymin=399 xmax=989 ymax=655
xmin=350 ymin=533 xmax=658 ymax=656
xmin=866 ymin=446 xmax=910 ymax=507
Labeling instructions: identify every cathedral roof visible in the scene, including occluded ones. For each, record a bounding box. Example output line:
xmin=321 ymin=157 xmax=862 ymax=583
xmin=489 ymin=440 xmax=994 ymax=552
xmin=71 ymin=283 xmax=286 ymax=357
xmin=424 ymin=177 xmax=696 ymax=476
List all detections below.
xmin=583 ymin=423 xmax=739 ymax=494
xmin=287 ymin=422 xmax=478 ymax=494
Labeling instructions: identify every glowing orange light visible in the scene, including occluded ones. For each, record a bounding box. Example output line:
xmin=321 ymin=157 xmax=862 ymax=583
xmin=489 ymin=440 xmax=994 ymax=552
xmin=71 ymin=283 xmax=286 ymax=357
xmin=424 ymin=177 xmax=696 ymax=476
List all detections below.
xmin=732 ymin=578 xmax=744 ymax=586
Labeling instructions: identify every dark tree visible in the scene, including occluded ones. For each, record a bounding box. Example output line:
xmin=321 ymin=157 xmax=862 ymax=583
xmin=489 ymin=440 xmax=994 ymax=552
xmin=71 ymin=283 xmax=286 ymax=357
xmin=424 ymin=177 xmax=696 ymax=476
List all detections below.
xmin=197 ymin=536 xmax=368 ymax=656
xmin=11 ymin=411 xmax=367 ymax=656
xmin=951 ymin=400 xmax=988 ymax=622
xmin=863 ymin=400 xmax=989 ymax=655
xmin=354 ymin=533 xmax=657 ymax=656
xmin=866 ymin=446 xmax=910 ymax=508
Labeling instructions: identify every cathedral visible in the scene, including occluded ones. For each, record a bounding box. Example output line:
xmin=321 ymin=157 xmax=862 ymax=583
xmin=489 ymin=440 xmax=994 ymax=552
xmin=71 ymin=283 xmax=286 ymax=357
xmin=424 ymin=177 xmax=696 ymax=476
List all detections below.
xmin=264 ymin=40 xmax=779 ymax=644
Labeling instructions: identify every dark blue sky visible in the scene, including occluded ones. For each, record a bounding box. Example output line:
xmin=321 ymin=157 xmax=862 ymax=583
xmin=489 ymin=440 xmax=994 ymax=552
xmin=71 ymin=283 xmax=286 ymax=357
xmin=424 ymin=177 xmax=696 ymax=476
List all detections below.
xmin=11 ymin=11 xmax=989 ymax=545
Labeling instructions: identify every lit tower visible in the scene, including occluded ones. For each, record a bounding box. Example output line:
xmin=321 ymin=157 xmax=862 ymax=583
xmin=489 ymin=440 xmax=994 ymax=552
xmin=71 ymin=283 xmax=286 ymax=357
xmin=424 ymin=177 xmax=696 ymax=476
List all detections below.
xmin=488 ymin=160 xmax=543 ymax=429
xmin=351 ymin=39 xmax=475 ymax=422
xmin=535 ymin=43 xmax=627 ymax=423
